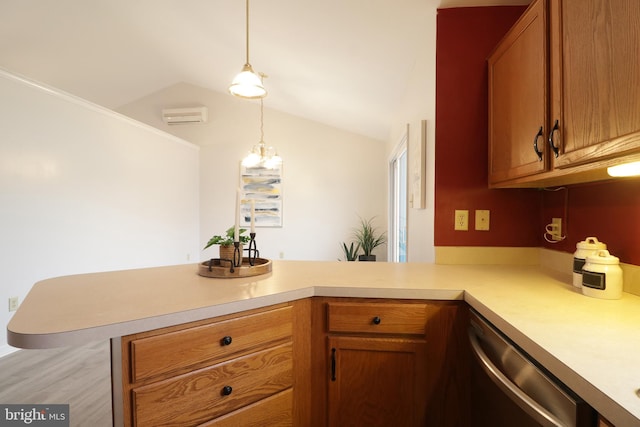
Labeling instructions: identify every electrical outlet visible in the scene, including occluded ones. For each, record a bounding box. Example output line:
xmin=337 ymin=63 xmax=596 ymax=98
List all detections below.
xmin=454 ymin=210 xmax=469 ymax=231
xmin=475 ymin=210 xmax=490 ymax=231
xmin=8 ymin=296 xmax=19 ymax=312
xmin=551 ymin=217 xmax=562 ymax=241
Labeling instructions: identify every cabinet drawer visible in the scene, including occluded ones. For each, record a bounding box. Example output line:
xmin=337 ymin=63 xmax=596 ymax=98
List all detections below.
xmin=200 ymin=388 xmax=293 ymax=427
xmin=132 ymin=342 xmax=293 ymax=427
xmin=327 ymin=302 xmax=428 ymax=335
xmin=131 ymin=306 xmax=292 ymax=383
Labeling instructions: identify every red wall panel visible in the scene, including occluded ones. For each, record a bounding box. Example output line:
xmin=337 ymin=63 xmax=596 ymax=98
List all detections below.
xmin=434 ymin=6 xmax=640 ymax=265
xmin=434 ymin=6 xmax=540 ymax=247
xmin=541 ymin=180 xmax=640 ymax=264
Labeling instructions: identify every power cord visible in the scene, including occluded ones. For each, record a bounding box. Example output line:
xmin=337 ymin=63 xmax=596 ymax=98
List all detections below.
xmin=542 ymin=186 xmax=568 ymax=243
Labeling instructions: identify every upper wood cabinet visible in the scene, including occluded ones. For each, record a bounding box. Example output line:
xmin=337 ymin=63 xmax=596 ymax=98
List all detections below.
xmin=488 ymin=0 xmax=549 ymax=186
xmin=550 ymin=0 xmax=640 ymax=169
xmin=489 ymin=0 xmax=640 ymax=188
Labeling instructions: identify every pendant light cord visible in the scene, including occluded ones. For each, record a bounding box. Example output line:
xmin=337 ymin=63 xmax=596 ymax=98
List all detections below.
xmin=260 ymin=97 xmax=264 ymax=143
xmin=245 ymin=0 xmax=250 ymax=65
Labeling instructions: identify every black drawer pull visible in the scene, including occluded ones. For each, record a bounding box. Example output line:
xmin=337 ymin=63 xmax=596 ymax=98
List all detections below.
xmin=221 ymin=385 xmax=233 ymax=396
xmin=331 ymin=348 xmax=337 ymax=381
xmin=221 ymin=336 xmax=233 ymax=346
xmin=372 ymin=316 xmax=381 ymax=325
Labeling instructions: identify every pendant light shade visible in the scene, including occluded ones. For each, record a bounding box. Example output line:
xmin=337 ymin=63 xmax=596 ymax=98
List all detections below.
xmin=230 ymin=64 xmax=266 ymax=99
xmin=229 ymin=0 xmax=267 ymax=99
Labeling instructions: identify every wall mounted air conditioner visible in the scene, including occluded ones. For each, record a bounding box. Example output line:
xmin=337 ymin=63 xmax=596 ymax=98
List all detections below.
xmin=162 ymin=106 xmax=208 ymax=125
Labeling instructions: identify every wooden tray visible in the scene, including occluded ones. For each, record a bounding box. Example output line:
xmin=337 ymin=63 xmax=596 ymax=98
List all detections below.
xmin=198 ymin=257 xmax=272 ymax=278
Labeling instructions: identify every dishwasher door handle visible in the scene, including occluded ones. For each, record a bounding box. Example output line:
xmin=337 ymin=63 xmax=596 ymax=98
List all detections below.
xmin=468 ymin=327 xmax=566 ymax=427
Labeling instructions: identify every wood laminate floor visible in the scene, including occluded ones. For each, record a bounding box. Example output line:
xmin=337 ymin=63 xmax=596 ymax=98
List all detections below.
xmin=0 ymin=340 xmax=112 ymax=426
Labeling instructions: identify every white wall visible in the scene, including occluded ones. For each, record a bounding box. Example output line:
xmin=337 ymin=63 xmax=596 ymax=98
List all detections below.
xmin=387 ymin=3 xmax=437 ymax=263
xmin=0 ymin=70 xmax=200 ymax=355
xmin=118 ymin=82 xmax=388 ymax=262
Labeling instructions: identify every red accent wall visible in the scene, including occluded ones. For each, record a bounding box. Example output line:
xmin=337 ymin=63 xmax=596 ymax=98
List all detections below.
xmin=434 ymin=6 xmax=539 ymax=247
xmin=434 ymin=6 xmax=640 ymax=266
xmin=541 ymin=180 xmax=640 ymax=264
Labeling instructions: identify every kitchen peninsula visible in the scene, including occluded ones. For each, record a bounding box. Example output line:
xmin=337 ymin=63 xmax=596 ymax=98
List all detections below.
xmin=8 ymin=259 xmax=640 ymax=426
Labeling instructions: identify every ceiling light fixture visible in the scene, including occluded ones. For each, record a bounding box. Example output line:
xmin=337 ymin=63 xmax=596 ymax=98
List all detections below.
xmin=607 ymin=160 xmax=640 ymax=177
xmin=229 ymin=0 xmax=266 ymax=99
xmin=242 ymin=76 xmax=281 ymax=169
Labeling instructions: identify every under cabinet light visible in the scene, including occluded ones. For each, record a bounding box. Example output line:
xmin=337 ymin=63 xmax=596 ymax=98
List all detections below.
xmin=607 ymin=161 xmax=640 ymax=177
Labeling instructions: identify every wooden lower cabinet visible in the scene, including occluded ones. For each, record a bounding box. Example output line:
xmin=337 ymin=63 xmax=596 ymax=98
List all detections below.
xmin=328 ymin=336 xmax=427 ymax=426
xmin=311 ymin=297 xmax=470 ymax=427
xmin=114 ymin=302 xmax=311 ymax=427
xmin=114 ymin=298 xmax=469 ymax=426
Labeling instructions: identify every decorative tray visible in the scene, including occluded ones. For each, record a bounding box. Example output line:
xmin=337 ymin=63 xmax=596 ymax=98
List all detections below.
xmin=198 ymin=257 xmax=272 ymax=278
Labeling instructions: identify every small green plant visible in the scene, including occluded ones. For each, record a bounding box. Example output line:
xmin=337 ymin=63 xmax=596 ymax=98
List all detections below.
xmin=203 ymin=226 xmax=250 ymax=249
xmin=340 ymin=242 xmax=361 ymax=261
xmin=353 ymin=216 xmax=387 ymax=257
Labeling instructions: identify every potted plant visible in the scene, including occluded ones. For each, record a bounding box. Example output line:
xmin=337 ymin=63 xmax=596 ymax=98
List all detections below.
xmin=353 ymin=216 xmax=387 ymax=261
xmin=204 ymin=226 xmax=251 ymax=265
xmin=340 ymin=242 xmax=361 ymax=261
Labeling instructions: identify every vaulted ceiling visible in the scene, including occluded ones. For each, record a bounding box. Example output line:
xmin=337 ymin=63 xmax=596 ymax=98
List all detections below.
xmin=0 ymin=0 xmax=529 ymax=140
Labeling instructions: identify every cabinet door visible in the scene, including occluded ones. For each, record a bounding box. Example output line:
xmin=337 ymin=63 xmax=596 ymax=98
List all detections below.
xmin=488 ymin=0 xmax=549 ymax=186
xmin=551 ymin=0 xmax=640 ymax=168
xmin=327 ymin=336 xmax=427 ymax=427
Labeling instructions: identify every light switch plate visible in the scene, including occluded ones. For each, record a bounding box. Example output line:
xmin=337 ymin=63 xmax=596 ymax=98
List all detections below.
xmin=475 ymin=210 xmax=490 ymax=231
xmin=8 ymin=296 xmax=19 ymax=312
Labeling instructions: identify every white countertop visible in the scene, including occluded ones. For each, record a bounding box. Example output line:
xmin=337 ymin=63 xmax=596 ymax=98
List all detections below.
xmin=7 ymin=260 xmax=640 ymax=425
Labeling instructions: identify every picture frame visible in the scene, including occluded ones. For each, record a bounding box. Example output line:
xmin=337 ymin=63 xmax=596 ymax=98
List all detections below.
xmin=409 ymin=119 xmax=427 ymax=209
xmin=240 ymin=163 xmax=283 ymax=227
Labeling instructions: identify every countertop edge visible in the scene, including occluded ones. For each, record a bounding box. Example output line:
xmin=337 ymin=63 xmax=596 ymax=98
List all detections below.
xmin=7 ymin=287 xmax=313 ymax=349
xmin=7 ymin=286 xmax=465 ymax=349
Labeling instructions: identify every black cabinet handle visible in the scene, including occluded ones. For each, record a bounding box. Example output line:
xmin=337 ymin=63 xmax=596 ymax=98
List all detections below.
xmin=372 ymin=316 xmax=381 ymax=325
xmin=221 ymin=385 xmax=233 ymax=396
xmin=548 ymin=119 xmax=560 ymax=158
xmin=331 ymin=348 xmax=336 ymax=381
xmin=221 ymin=336 xmax=233 ymax=346
xmin=533 ymin=126 xmax=544 ymax=161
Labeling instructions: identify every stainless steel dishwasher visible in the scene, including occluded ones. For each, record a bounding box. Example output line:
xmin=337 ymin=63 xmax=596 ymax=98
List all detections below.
xmin=468 ymin=309 xmax=596 ymax=427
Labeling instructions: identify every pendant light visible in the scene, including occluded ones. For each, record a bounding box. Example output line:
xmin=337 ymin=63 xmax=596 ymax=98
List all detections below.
xmin=242 ymin=76 xmax=281 ymax=169
xmin=229 ymin=0 xmax=267 ymax=99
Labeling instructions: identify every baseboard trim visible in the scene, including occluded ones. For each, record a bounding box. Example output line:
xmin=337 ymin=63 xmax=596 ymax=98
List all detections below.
xmin=0 ymin=344 xmax=19 ymax=359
